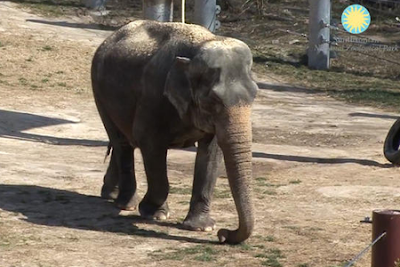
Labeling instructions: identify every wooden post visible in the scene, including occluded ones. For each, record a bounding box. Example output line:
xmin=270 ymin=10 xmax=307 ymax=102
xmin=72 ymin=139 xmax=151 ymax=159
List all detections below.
xmin=308 ymin=0 xmax=330 ymax=70
xmin=143 ymin=0 xmax=173 ymax=22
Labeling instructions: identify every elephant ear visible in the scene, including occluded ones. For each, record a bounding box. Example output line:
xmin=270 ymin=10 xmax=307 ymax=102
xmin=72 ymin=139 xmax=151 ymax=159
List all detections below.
xmin=164 ymin=57 xmax=192 ymax=118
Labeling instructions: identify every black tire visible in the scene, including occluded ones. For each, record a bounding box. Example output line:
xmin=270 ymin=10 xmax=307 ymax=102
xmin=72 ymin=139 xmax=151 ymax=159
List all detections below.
xmin=384 ymin=118 xmax=400 ymax=165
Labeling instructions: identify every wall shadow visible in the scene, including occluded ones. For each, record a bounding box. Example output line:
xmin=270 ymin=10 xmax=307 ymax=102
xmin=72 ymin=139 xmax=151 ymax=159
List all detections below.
xmin=349 ymin=112 xmax=399 ymax=120
xmin=0 ymin=109 xmax=107 ymax=147
xmin=0 ymin=184 xmax=216 ymax=244
xmin=9 ymin=0 xmax=84 ymax=8
xmin=256 ymin=82 xmax=317 ymax=94
xmin=26 ymin=19 xmax=118 ymax=31
xmin=252 ymin=152 xmax=392 ymax=168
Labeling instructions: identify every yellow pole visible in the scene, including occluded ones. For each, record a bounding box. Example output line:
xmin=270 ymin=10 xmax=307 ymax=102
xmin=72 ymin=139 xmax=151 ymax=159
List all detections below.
xmin=182 ymin=0 xmax=185 ymax=23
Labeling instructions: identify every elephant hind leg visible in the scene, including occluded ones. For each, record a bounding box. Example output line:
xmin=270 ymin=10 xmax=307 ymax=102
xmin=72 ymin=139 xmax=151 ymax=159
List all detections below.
xmin=101 ymin=146 xmax=119 ymax=200
xmin=95 ymin=100 xmax=139 ymax=210
xmin=113 ymin=143 xmax=140 ymax=210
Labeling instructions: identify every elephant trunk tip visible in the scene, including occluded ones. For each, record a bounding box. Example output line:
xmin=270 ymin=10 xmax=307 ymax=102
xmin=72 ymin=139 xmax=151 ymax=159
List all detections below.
xmin=217 ymin=227 xmax=253 ymax=244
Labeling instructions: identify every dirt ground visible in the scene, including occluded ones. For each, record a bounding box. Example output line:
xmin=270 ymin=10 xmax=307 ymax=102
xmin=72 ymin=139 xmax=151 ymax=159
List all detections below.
xmin=1 ymin=2 xmax=400 ymax=266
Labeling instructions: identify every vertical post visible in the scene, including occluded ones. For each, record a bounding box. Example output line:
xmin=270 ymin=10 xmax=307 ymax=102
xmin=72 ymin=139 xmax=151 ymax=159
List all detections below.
xmin=372 ymin=210 xmax=400 ymax=267
xmin=308 ymin=0 xmax=330 ymax=70
xmin=143 ymin=0 xmax=173 ymax=22
xmin=83 ymin=0 xmax=107 ymax=10
xmin=193 ymin=0 xmax=217 ymax=32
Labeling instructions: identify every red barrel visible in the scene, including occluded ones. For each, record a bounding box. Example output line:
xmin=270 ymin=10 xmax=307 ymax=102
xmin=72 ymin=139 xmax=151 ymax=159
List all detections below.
xmin=372 ymin=210 xmax=400 ymax=267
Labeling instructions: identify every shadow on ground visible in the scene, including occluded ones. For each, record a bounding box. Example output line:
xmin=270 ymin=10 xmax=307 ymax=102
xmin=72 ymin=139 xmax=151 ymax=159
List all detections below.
xmin=256 ymin=82 xmax=317 ymax=94
xmin=9 ymin=0 xmax=84 ymax=8
xmin=178 ymin=146 xmax=391 ymax=168
xmin=0 ymin=109 xmax=107 ymax=146
xmin=349 ymin=112 xmax=399 ymax=120
xmin=26 ymin=19 xmax=118 ymax=31
xmin=253 ymin=152 xmax=392 ymax=168
xmin=0 ymin=184 xmax=216 ymax=244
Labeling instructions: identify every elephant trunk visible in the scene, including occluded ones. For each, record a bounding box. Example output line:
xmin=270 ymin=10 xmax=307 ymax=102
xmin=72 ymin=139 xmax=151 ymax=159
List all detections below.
xmin=216 ymin=105 xmax=254 ymax=244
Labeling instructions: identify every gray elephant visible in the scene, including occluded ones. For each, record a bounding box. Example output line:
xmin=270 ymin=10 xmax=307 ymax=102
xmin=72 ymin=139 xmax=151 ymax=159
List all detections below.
xmin=92 ymin=20 xmax=257 ymax=244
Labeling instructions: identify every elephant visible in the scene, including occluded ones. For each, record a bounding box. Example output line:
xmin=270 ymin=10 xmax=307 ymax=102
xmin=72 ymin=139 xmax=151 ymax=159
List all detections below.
xmin=91 ymin=20 xmax=258 ymax=244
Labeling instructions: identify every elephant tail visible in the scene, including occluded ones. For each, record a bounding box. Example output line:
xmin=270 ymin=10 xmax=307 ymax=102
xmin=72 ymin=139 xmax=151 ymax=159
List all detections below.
xmin=104 ymin=143 xmax=112 ymax=163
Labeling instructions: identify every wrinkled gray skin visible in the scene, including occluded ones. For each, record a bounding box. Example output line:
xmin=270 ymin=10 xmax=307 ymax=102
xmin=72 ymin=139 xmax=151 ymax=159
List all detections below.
xmin=92 ymin=20 xmax=258 ymax=244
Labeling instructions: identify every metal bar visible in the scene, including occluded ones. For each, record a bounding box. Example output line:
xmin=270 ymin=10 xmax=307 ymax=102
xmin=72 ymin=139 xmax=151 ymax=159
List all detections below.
xmin=182 ymin=0 xmax=185 ymax=23
xmin=344 ymin=232 xmax=386 ymax=267
xmin=308 ymin=0 xmax=331 ymax=70
xmin=193 ymin=0 xmax=217 ymax=32
xmin=83 ymin=0 xmax=107 ymax=10
xmin=143 ymin=0 xmax=173 ymax=22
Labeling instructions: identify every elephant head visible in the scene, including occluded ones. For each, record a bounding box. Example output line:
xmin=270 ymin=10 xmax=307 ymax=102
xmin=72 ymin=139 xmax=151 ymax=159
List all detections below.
xmin=164 ymin=38 xmax=258 ymax=244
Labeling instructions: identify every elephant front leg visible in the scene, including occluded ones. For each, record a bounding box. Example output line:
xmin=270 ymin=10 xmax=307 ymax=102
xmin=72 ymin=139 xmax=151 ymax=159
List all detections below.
xmin=183 ymin=135 xmax=222 ymax=231
xmin=139 ymin=147 xmax=170 ymax=220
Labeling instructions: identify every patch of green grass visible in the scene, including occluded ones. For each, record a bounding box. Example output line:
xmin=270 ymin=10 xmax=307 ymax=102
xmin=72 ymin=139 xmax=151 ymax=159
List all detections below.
xmin=18 ymin=77 xmax=28 ymax=86
xmin=256 ymin=248 xmax=285 ymax=267
xmin=255 ymin=177 xmax=285 ymax=188
xmin=283 ymin=225 xmax=301 ymax=232
xmin=238 ymin=243 xmax=253 ymax=251
xmin=289 ymin=179 xmax=302 ymax=184
xmin=254 ymin=55 xmax=400 ymax=112
xmin=57 ymin=82 xmax=67 ymax=87
xmin=150 ymin=245 xmax=219 ymax=262
xmin=214 ymin=188 xmax=231 ymax=199
xmin=329 ymin=89 xmax=400 ymax=111
xmin=42 ymin=45 xmax=53 ymax=51
xmin=15 ymin=0 xmax=83 ymax=17
xmin=266 ymin=235 xmax=275 ymax=242
xmin=0 ymin=41 xmax=4 ymax=48
xmin=298 ymin=264 xmax=309 ymax=267
xmin=55 ymin=71 xmax=64 ymax=74
xmin=263 ymin=189 xmax=277 ymax=195
xmin=0 ymin=240 xmax=11 ymax=248
xmin=328 ymin=264 xmax=346 ymax=267
xmin=41 ymin=78 xmax=49 ymax=83
xmin=169 ymin=187 xmax=191 ymax=195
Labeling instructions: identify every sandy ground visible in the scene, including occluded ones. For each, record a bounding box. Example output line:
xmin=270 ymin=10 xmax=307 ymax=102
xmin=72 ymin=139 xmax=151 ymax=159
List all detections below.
xmin=1 ymin=2 xmax=400 ymax=267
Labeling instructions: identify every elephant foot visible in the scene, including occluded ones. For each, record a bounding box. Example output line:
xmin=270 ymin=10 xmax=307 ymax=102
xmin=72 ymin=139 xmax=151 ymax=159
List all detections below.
xmin=115 ymin=192 xmax=140 ymax=211
xmin=182 ymin=213 xmax=216 ymax=232
xmin=101 ymin=185 xmax=119 ymax=200
xmin=139 ymin=201 xmax=169 ymax=220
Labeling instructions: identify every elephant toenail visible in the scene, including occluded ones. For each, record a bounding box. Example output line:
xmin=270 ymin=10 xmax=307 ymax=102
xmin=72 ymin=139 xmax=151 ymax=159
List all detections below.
xmin=157 ymin=214 xmax=167 ymax=220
